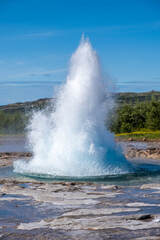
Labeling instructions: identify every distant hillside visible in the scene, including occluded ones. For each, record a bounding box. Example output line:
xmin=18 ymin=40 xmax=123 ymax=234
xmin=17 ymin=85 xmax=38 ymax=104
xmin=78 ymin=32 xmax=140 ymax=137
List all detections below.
xmin=1 ymin=91 xmax=160 ymax=134
xmin=1 ymin=91 xmax=160 ymax=114
xmin=0 ymin=98 xmax=55 ymax=114
xmin=117 ymin=90 xmax=160 ymax=104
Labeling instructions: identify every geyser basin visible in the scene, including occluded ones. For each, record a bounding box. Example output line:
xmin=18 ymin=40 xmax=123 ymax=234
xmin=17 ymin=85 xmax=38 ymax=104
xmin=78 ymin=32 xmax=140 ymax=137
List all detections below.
xmin=14 ymin=37 xmax=133 ymax=177
xmin=4 ymin=161 xmax=160 ymax=186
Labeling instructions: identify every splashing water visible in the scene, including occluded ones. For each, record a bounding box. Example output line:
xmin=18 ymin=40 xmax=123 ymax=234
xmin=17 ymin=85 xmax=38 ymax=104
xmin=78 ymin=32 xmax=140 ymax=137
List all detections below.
xmin=14 ymin=37 xmax=133 ymax=177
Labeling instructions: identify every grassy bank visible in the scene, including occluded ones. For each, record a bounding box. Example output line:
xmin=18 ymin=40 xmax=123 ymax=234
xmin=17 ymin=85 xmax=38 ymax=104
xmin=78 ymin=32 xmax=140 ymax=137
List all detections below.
xmin=0 ymin=133 xmax=25 ymax=137
xmin=115 ymin=130 xmax=160 ymax=140
xmin=1 ymin=132 xmax=160 ymax=141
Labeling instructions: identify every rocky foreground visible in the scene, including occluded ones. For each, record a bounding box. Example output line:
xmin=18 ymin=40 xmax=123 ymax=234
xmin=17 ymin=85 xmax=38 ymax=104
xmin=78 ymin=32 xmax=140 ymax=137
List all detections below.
xmin=1 ymin=141 xmax=160 ymax=169
xmin=0 ymin=179 xmax=160 ymax=239
xmin=0 ymin=150 xmax=160 ymax=239
xmin=0 ymin=152 xmax=31 ymax=167
xmin=125 ymin=147 xmax=160 ymax=160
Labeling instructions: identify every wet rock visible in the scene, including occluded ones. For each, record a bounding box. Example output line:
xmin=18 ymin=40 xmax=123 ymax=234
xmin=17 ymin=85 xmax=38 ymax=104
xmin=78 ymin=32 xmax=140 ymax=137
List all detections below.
xmin=0 ymin=152 xmax=32 ymax=159
xmin=0 ymin=184 xmax=22 ymax=192
xmin=138 ymin=215 xmax=153 ymax=220
xmin=101 ymin=185 xmax=118 ymax=190
xmin=128 ymin=138 xmax=133 ymax=141
xmin=61 ymin=207 xmax=140 ymax=217
xmin=0 ymin=181 xmax=160 ymax=238
xmin=126 ymin=202 xmax=160 ymax=207
xmin=128 ymin=214 xmax=153 ymax=221
xmin=17 ymin=214 xmax=160 ymax=231
xmin=140 ymin=184 xmax=160 ymax=190
xmin=125 ymin=147 xmax=160 ymax=159
xmin=0 ymin=152 xmax=32 ymax=167
xmin=136 ymin=237 xmax=160 ymax=240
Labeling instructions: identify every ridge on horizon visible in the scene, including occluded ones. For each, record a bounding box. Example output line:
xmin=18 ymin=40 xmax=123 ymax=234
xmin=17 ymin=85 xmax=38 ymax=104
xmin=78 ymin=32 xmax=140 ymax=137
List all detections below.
xmin=1 ymin=90 xmax=160 ymax=114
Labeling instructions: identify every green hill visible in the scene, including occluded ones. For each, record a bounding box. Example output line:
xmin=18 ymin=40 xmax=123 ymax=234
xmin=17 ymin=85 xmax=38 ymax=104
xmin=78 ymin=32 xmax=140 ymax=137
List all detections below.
xmin=0 ymin=98 xmax=53 ymax=114
xmin=1 ymin=91 xmax=160 ymax=135
xmin=1 ymin=90 xmax=160 ymax=114
xmin=117 ymin=90 xmax=160 ymax=105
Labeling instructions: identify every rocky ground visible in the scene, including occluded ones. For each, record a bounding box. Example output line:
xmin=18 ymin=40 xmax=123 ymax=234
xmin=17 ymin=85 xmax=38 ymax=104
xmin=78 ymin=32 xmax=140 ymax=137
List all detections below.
xmin=0 ymin=145 xmax=160 ymax=239
xmin=1 ymin=140 xmax=160 ymax=169
xmin=0 ymin=152 xmax=31 ymax=167
xmin=0 ymin=179 xmax=160 ymax=239
xmin=125 ymin=146 xmax=160 ymax=160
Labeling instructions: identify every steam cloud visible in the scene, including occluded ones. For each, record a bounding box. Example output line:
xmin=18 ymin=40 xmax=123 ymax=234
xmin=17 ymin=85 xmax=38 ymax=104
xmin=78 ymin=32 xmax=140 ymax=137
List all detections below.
xmin=14 ymin=37 xmax=133 ymax=177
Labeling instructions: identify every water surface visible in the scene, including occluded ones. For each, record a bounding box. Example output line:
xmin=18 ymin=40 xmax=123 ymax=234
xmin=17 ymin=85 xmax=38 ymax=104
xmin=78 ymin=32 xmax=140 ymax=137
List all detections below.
xmin=0 ymin=136 xmax=28 ymax=152
xmin=1 ymin=159 xmax=160 ymax=186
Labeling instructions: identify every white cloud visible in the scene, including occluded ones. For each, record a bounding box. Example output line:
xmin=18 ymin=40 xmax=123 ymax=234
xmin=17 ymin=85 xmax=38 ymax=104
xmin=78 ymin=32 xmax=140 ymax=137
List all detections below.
xmin=0 ymin=30 xmax=62 ymax=40
xmin=0 ymin=68 xmax=67 ymax=80
xmin=20 ymin=31 xmax=60 ymax=38
xmin=15 ymin=61 xmax=27 ymax=66
xmin=29 ymin=68 xmax=67 ymax=76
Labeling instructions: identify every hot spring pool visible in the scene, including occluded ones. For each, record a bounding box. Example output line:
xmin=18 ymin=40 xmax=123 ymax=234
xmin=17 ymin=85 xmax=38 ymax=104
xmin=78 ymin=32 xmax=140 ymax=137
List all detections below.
xmin=1 ymin=159 xmax=160 ymax=186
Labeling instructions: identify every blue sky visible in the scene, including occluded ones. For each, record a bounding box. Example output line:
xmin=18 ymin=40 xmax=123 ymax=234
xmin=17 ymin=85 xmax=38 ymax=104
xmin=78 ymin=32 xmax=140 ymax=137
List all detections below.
xmin=0 ymin=0 xmax=160 ymax=105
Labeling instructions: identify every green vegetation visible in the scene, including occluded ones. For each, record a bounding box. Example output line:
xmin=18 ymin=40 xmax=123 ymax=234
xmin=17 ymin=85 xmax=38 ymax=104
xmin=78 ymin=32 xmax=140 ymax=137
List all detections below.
xmin=0 ymin=111 xmax=27 ymax=134
xmin=0 ymin=98 xmax=51 ymax=135
xmin=108 ymin=97 xmax=160 ymax=135
xmin=117 ymin=90 xmax=160 ymax=105
xmin=1 ymin=91 xmax=160 ymax=138
xmin=115 ymin=131 xmax=160 ymax=140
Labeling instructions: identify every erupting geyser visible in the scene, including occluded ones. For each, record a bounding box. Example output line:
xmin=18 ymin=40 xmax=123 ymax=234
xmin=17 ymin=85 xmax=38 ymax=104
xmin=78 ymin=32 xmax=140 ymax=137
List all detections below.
xmin=14 ymin=37 xmax=133 ymax=177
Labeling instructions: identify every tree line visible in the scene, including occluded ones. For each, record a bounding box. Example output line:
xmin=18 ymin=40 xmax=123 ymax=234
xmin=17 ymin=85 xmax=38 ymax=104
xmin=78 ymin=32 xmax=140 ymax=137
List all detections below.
xmin=0 ymin=111 xmax=26 ymax=134
xmin=108 ymin=98 xmax=160 ymax=133
xmin=1 ymin=98 xmax=160 ymax=134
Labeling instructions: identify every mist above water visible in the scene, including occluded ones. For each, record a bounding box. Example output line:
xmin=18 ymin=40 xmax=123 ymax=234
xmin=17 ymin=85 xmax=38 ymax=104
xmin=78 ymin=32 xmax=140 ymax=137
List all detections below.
xmin=14 ymin=37 xmax=133 ymax=177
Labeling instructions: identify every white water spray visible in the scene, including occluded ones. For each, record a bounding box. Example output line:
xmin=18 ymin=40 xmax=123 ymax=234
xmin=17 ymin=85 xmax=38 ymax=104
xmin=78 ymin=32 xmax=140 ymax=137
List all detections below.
xmin=14 ymin=37 xmax=133 ymax=177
